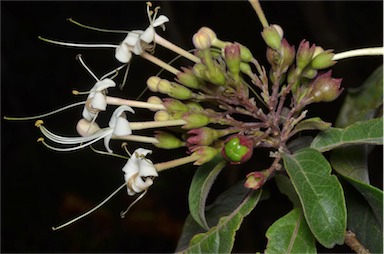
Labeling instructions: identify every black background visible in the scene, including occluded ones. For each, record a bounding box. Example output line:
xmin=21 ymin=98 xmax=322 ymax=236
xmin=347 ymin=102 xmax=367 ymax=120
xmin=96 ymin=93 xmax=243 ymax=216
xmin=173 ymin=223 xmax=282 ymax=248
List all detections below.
xmin=2 ymin=1 xmax=383 ymax=253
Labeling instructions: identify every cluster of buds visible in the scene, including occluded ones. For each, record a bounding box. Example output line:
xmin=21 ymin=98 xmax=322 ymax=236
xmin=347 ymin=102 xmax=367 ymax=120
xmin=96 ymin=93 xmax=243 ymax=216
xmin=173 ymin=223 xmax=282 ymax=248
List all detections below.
xmin=5 ymin=1 xmax=349 ymax=229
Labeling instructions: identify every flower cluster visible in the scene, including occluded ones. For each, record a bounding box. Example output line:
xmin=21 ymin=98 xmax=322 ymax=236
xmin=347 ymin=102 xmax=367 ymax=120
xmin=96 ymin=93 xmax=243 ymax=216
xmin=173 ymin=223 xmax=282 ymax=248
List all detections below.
xmin=6 ymin=1 xmax=357 ymax=230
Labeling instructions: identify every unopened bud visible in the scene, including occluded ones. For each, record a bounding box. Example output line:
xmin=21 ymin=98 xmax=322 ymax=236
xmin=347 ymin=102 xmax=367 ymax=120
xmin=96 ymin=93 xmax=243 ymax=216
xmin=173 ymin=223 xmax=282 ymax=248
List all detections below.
xmin=205 ymin=67 xmax=226 ymax=86
xmin=154 ymin=110 xmax=170 ymax=121
xmin=191 ymin=146 xmax=218 ymax=165
xmin=76 ymin=118 xmax=101 ymax=137
xmin=163 ymin=98 xmax=188 ymax=112
xmin=309 ymin=71 xmax=343 ymax=103
xmin=279 ymin=39 xmax=295 ymax=72
xmin=147 ymin=76 xmax=161 ymax=92
xmin=296 ymin=40 xmax=316 ymax=70
xmin=193 ymin=31 xmax=212 ymax=50
xmin=182 ymin=112 xmax=210 ymax=129
xmin=158 ymin=79 xmax=194 ymax=100
xmin=261 ymin=25 xmax=283 ymax=50
xmin=154 ymin=131 xmax=185 ymax=149
xmin=193 ymin=63 xmax=208 ymax=80
xmin=224 ymin=43 xmax=241 ymax=76
xmin=244 ymin=171 xmax=266 ymax=190
xmin=187 ymin=127 xmax=220 ymax=146
xmin=310 ymin=50 xmax=336 ymax=70
xmin=177 ymin=67 xmax=204 ymax=89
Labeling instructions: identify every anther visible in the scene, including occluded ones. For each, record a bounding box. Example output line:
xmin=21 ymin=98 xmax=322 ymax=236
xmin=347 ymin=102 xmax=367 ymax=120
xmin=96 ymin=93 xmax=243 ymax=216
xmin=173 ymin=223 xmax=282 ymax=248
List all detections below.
xmin=35 ymin=120 xmax=44 ymax=127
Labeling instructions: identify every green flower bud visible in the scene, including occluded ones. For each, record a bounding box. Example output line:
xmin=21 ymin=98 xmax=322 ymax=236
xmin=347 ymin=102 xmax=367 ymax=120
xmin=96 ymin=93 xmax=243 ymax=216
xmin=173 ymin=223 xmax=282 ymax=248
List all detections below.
xmin=193 ymin=63 xmax=208 ymax=80
xmin=191 ymin=146 xmax=219 ymax=165
xmin=301 ymin=68 xmax=318 ymax=79
xmin=296 ymin=40 xmax=316 ymax=70
xmin=162 ymin=98 xmax=188 ymax=112
xmin=158 ymin=79 xmax=194 ymax=100
xmin=182 ymin=112 xmax=210 ymax=129
xmin=176 ymin=67 xmax=204 ymax=89
xmin=239 ymin=44 xmax=254 ymax=62
xmin=154 ymin=110 xmax=170 ymax=121
xmin=261 ymin=25 xmax=283 ymax=50
xmin=187 ymin=127 xmax=220 ymax=146
xmin=309 ymin=71 xmax=343 ymax=103
xmin=205 ymin=67 xmax=226 ymax=86
xmin=222 ymin=135 xmax=253 ymax=164
xmin=310 ymin=49 xmax=336 ymax=70
xmin=185 ymin=101 xmax=204 ymax=112
xmin=154 ymin=131 xmax=185 ymax=149
xmin=224 ymin=43 xmax=241 ymax=76
xmin=279 ymin=39 xmax=295 ymax=72
xmin=240 ymin=62 xmax=253 ymax=77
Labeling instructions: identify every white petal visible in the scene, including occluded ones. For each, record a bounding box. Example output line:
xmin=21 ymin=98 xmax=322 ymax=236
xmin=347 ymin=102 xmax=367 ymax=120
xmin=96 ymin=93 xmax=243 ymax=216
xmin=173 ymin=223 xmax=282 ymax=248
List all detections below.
xmin=103 ymin=133 xmax=113 ymax=153
xmin=91 ymin=92 xmax=107 ymax=111
xmin=115 ymin=43 xmax=132 ymax=63
xmin=153 ymin=15 xmax=169 ymax=28
xmin=138 ymin=159 xmax=158 ymax=177
xmin=82 ymin=107 xmax=96 ymax=121
xmin=94 ymin=78 xmax=116 ymax=91
xmin=131 ymin=177 xmax=153 ymax=193
xmin=113 ymin=117 xmax=132 ymax=136
xmin=109 ymin=105 xmax=135 ymax=128
xmin=132 ymin=41 xmax=143 ymax=55
xmin=122 ymin=32 xmax=141 ymax=45
xmin=140 ymin=27 xmax=155 ymax=44
xmin=122 ymin=158 xmax=139 ymax=178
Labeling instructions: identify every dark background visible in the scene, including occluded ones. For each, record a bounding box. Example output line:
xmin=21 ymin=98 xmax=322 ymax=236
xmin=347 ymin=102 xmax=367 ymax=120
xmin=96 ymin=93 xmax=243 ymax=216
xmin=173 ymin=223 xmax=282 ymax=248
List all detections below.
xmin=2 ymin=1 xmax=383 ymax=253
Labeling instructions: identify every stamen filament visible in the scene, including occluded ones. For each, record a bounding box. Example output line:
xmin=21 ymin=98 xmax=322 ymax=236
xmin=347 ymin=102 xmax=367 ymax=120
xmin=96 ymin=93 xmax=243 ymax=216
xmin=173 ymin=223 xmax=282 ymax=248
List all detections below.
xmin=155 ymin=154 xmax=201 ymax=172
xmin=38 ymin=36 xmax=118 ymax=49
xmin=76 ymin=54 xmax=100 ymax=81
xmin=154 ymin=33 xmax=201 ymax=63
xmin=52 ymin=182 xmax=127 ymax=231
xmin=67 ymin=18 xmax=129 ymax=34
xmin=120 ymin=190 xmax=147 ymax=218
xmin=106 ymin=96 xmax=165 ymax=110
xmin=333 ymin=47 xmax=384 ymax=61
xmin=3 ymin=101 xmax=85 ymax=121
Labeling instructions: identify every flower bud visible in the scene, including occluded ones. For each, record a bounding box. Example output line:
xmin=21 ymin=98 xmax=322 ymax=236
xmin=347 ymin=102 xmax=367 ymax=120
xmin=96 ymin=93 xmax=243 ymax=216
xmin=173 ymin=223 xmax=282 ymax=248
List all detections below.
xmin=162 ymin=98 xmax=188 ymax=112
xmin=240 ymin=62 xmax=253 ymax=77
xmin=187 ymin=127 xmax=220 ymax=146
xmin=279 ymin=39 xmax=295 ymax=72
xmin=222 ymin=135 xmax=253 ymax=164
xmin=239 ymin=44 xmax=254 ymax=62
xmin=176 ymin=67 xmax=204 ymax=89
xmin=154 ymin=131 xmax=185 ymax=149
xmin=154 ymin=110 xmax=170 ymax=121
xmin=301 ymin=68 xmax=318 ymax=79
xmin=193 ymin=63 xmax=208 ymax=80
xmin=182 ymin=112 xmax=210 ymax=129
xmin=310 ymin=49 xmax=336 ymax=70
xmin=261 ymin=25 xmax=283 ymax=50
xmin=309 ymin=71 xmax=343 ymax=103
xmin=158 ymin=79 xmax=193 ymax=100
xmin=205 ymin=67 xmax=226 ymax=86
xmin=147 ymin=76 xmax=161 ymax=92
xmin=296 ymin=40 xmax=316 ymax=70
xmin=185 ymin=101 xmax=204 ymax=112
xmin=244 ymin=171 xmax=266 ymax=190
xmin=191 ymin=146 xmax=218 ymax=165
xmin=76 ymin=119 xmax=101 ymax=136
xmin=224 ymin=43 xmax=241 ymax=76
xmin=192 ymin=31 xmax=212 ymax=50
xmin=198 ymin=27 xmax=227 ymax=48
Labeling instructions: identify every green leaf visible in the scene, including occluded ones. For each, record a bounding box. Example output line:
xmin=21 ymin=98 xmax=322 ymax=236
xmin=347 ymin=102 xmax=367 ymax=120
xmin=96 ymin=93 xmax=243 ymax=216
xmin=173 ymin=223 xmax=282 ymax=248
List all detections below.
xmin=291 ymin=117 xmax=332 ymax=136
xmin=180 ymin=190 xmax=262 ymax=253
xmin=176 ymin=180 xmax=251 ymax=251
xmin=282 ymin=148 xmax=346 ymax=248
xmin=310 ymin=117 xmax=383 ymax=152
xmin=265 ymin=208 xmax=316 ymax=254
xmin=345 ymin=183 xmax=383 ymax=253
xmin=335 ymin=65 xmax=383 ymax=128
xmin=188 ymin=154 xmax=226 ymax=230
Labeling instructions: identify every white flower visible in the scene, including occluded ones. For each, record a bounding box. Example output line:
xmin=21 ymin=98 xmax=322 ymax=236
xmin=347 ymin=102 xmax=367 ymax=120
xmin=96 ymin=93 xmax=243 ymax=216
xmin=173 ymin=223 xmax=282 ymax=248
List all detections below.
xmin=36 ymin=105 xmax=134 ymax=153
xmin=82 ymin=78 xmax=116 ymax=121
xmin=115 ymin=4 xmax=169 ymax=63
xmin=122 ymin=148 xmax=158 ymax=196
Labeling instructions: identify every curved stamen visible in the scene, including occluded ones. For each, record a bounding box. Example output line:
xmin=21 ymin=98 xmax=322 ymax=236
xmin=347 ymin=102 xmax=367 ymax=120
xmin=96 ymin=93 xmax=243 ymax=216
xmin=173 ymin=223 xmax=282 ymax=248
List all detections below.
xmin=76 ymin=54 xmax=100 ymax=81
xmin=38 ymin=36 xmax=118 ymax=49
xmin=120 ymin=190 xmax=148 ymax=218
xmin=3 ymin=101 xmax=85 ymax=121
xmin=52 ymin=182 xmax=127 ymax=231
xmin=67 ymin=18 xmax=129 ymax=34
